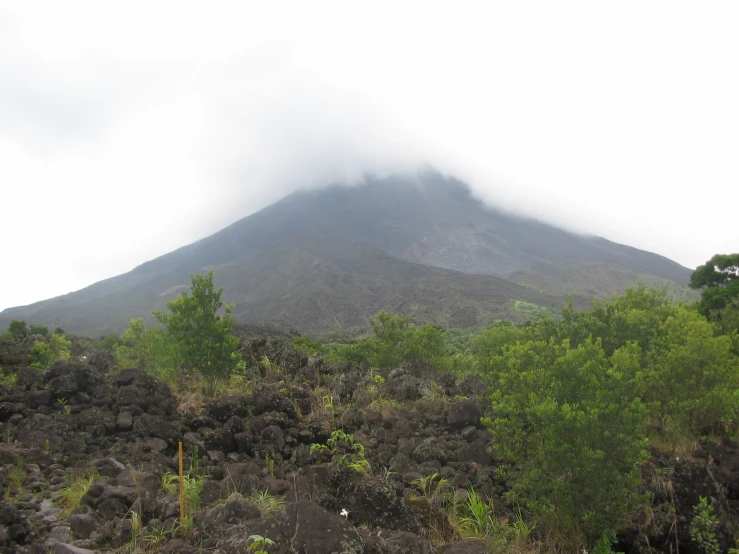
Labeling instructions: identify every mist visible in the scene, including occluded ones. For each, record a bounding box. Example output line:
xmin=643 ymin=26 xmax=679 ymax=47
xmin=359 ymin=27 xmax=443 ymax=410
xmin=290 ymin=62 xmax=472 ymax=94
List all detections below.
xmin=1 ymin=1 xmax=738 ymax=310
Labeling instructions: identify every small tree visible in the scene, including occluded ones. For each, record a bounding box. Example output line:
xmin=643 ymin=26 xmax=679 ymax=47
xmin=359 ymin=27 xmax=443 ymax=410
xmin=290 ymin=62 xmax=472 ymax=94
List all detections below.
xmin=690 ymin=253 xmax=739 ymax=317
xmin=8 ymin=320 xmax=28 ymax=340
xmin=29 ymin=324 xmax=50 ymax=338
xmin=153 ymin=271 xmax=240 ymax=389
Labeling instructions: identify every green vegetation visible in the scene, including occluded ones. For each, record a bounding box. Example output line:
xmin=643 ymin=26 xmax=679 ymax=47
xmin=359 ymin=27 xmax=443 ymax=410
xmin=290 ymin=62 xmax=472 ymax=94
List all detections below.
xmin=292 ymin=334 xmax=326 ymax=355
xmin=1 ymin=257 xmax=732 ymax=553
xmin=690 ymin=497 xmax=720 ymax=554
xmin=508 ymin=299 xmax=557 ymax=321
xmin=4 ymin=457 xmax=25 ymax=499
xmin=161 ymin=448 xmax=207 ymax=514
xmin=310 ymin=429 xmax=372 ymax=474
xmin=690 ymin=253 xmax=739 ymax=317
xmin=7 ymin=320 xmax=28 ymax=340
xmin=690 ymin=253 xmax=739 ymax=354
xmin=317 ymin=279 xmax=739 ymax=551
xmin=153 ymin=271 xmax=241 ymax=392
xmin=29 ymin=324 xmax=49 ymax=337
xmin=28 ymin=332 xmax=71 ymax=369
xmin=108 ymin=271 xmax=244 ymax=394
xmin=2 ymin=320 xmax=50 ymax=341
xmin=114 ymin=318 xmax=184 ymax=386
xmin=245 ymin=489 xmax=286 ymax=517
xmin=482 ymin=337 xmax=647 ymax=547
xmin=327 ymin=311 xmax=445 ymax=369
xmin=247 ymin=534 xmax=276 ymax=554
xmin=56 ymin=468 xmax=99 ymax=517
xmin=0 ymin=370 xmax=17 ymax=389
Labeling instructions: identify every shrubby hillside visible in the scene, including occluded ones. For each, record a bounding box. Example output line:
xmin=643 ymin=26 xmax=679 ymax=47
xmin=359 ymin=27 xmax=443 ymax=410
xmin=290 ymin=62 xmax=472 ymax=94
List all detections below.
xmin=0 ymin=255 xmax=736 ymax=553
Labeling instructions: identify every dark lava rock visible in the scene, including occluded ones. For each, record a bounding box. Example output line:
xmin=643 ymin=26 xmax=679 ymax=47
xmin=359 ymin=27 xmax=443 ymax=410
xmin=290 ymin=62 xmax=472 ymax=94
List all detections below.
xmin=208 ymin=395 xmax=250 ymax=422
xmin=330 ymin=467 xmax=421 ymax=532
xmin=15 ymin=413 xmax=87 ymax=455
xmin=456 ymin=441 xmax=491 ymax=465
xmin=250 ymin=384 xmax=296 ymax=419
xmin=76 ymin=407 xmax=115 ymax=437
xmin=218 ymin=500 xmax=363 ymax=553
xmin=116 ymin=411 xmax=133 ymax=431
xmin=44 ymin=362 xmax=105 ymax=398
xmin=133 ymin=413 xmax=181 ymax=446
xmin=413 ymin=438 xmax=448 ymax=465
xmin=113 ymin=369 xmax=177 ymax=415
xmin=203 ymin=427 xmax=235 ymax=453
xmin=446 ymin=399 xmax=481 ymax=428
xmin=386 ymin=375 xmax=426 ymax=401
xmin=221 ymin=498 xmax=261 ymax=524
xmin=68 ymin=513 xmax=100 ymax=539
xmin=385 ymin=530 xmax=436 ymax=554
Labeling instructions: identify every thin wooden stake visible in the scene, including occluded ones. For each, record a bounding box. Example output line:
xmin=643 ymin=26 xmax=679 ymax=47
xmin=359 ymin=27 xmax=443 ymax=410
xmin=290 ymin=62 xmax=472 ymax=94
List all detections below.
xmin=178 ymin=441 xmax=184 ymax=524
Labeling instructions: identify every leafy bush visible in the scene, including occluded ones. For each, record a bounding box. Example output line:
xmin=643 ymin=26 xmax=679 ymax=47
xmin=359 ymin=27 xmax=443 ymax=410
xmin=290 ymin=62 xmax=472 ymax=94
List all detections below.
xmin=154 ymin=271 xmax=240 ymax=390
xmin=28 ymin=324 xmax=49 ymax=337
xmin=690 ymin=497 xmax=719 ymax=554
xmin=98 ymin=334 xmax=122 ymax=351
xmin=329 ymin=311 xmax=444 ymax=369
xmin=7 ymin=320 xmax=28 ymax=340
xmin=689 ymin=253 xmax=739 ymax=317
xmin=310 ymin=430 xmax=372 ymax=474
xmin=114 ymin=318 xmax=184 ymax=382
xmin=645 ymin=307 xmax=738 ymax=434
xmin=292 ymin=335 xmax=325 ymax=355
xmin=482 ymin=338 xmax=648 ymax=548
xmin=28 ymin=333 xmax=72 ymax=369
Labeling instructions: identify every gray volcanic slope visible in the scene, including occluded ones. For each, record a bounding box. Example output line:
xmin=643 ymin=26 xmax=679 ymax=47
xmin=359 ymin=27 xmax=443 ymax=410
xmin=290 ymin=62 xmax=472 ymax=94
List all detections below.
xmin=1 ymin=171 xmax=692 ymax=336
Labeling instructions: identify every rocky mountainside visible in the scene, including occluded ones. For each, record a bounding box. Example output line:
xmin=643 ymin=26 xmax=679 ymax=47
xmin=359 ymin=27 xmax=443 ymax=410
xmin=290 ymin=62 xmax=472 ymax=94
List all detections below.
xmin=1 ymin=171 xmax=693 ymax=337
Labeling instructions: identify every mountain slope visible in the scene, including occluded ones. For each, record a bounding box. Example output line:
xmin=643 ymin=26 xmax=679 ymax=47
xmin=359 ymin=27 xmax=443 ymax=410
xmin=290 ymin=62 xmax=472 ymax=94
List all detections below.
xmin=1 ymin=171 xmax=693 ymax=336
xmin=1 ymin=232 xmax=576 ymax=336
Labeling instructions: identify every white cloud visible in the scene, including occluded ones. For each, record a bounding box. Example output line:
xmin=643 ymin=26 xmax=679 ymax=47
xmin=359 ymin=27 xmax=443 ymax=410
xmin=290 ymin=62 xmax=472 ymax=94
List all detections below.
xmin=1 ymin=1 xmax=738 ymax=310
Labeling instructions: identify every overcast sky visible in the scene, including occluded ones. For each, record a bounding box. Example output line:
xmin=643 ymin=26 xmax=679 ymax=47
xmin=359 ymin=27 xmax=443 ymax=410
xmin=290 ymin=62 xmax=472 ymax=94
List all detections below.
xmin=1 ymin=1 xmax=738 ymax=311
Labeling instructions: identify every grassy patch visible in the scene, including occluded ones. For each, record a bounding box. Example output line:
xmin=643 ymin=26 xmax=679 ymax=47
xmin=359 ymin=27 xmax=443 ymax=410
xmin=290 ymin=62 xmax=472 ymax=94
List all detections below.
xmin=57 ymin=467 xmax=99 ymax=517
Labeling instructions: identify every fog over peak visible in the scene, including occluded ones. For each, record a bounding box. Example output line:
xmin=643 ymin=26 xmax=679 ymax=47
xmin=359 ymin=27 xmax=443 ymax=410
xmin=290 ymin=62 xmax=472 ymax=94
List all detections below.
xmin=1 ymin=2 xmax=738 ymax=311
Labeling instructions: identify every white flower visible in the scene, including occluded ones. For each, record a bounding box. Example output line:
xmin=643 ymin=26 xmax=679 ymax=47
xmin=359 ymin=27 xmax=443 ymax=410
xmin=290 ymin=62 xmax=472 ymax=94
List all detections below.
xmin=340 ymin=509 xmax=349 ymax=518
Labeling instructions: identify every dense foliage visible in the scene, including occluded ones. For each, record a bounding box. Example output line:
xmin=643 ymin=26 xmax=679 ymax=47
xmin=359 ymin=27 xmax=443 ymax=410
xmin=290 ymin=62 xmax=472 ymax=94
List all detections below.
xmin=28 ymin=332 xmax=72 ymax=369
xmin=7 ymin=320 xmax=28 ymax=340
xmin=690 ymin=253 xmax=739 ymax=317
xmin=327 ymin=311 xmax=445 ymax=369
xmin=314 ymin=283 xmax=739 ymax=549
xmin=114 ymin=318 xmax=184 ymax=380
xmin=482 ymin=337 xmax=648 ymax=545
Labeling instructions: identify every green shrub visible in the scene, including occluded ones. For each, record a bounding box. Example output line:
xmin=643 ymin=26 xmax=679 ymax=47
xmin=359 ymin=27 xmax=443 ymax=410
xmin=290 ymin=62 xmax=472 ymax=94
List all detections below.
xmin=482 ymin=338 xmax=648 ymax=548
xmin=7 ymin=320 xmax=28 ymax=340
xmin=98 ymin=334 xmax=122 ymax=351
xmin=329 ymin=311 xmax=444 ymax=369
xmin=690 ymin=497 xmax=719 ymax=554
xmin=28 ymin=333 xmax=71 ymax=369
xmin=646 ymin=307 xmax=738 ymax=434
xmin=28 ymin=324 xmax=49 ymax=337
xmin=114 ymin=318 xmax=184 ymax=382
xmin=292 ymin=335 xmax=325 ymax=355
xmin=153 ymin=271 xmax=240 ymax=390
